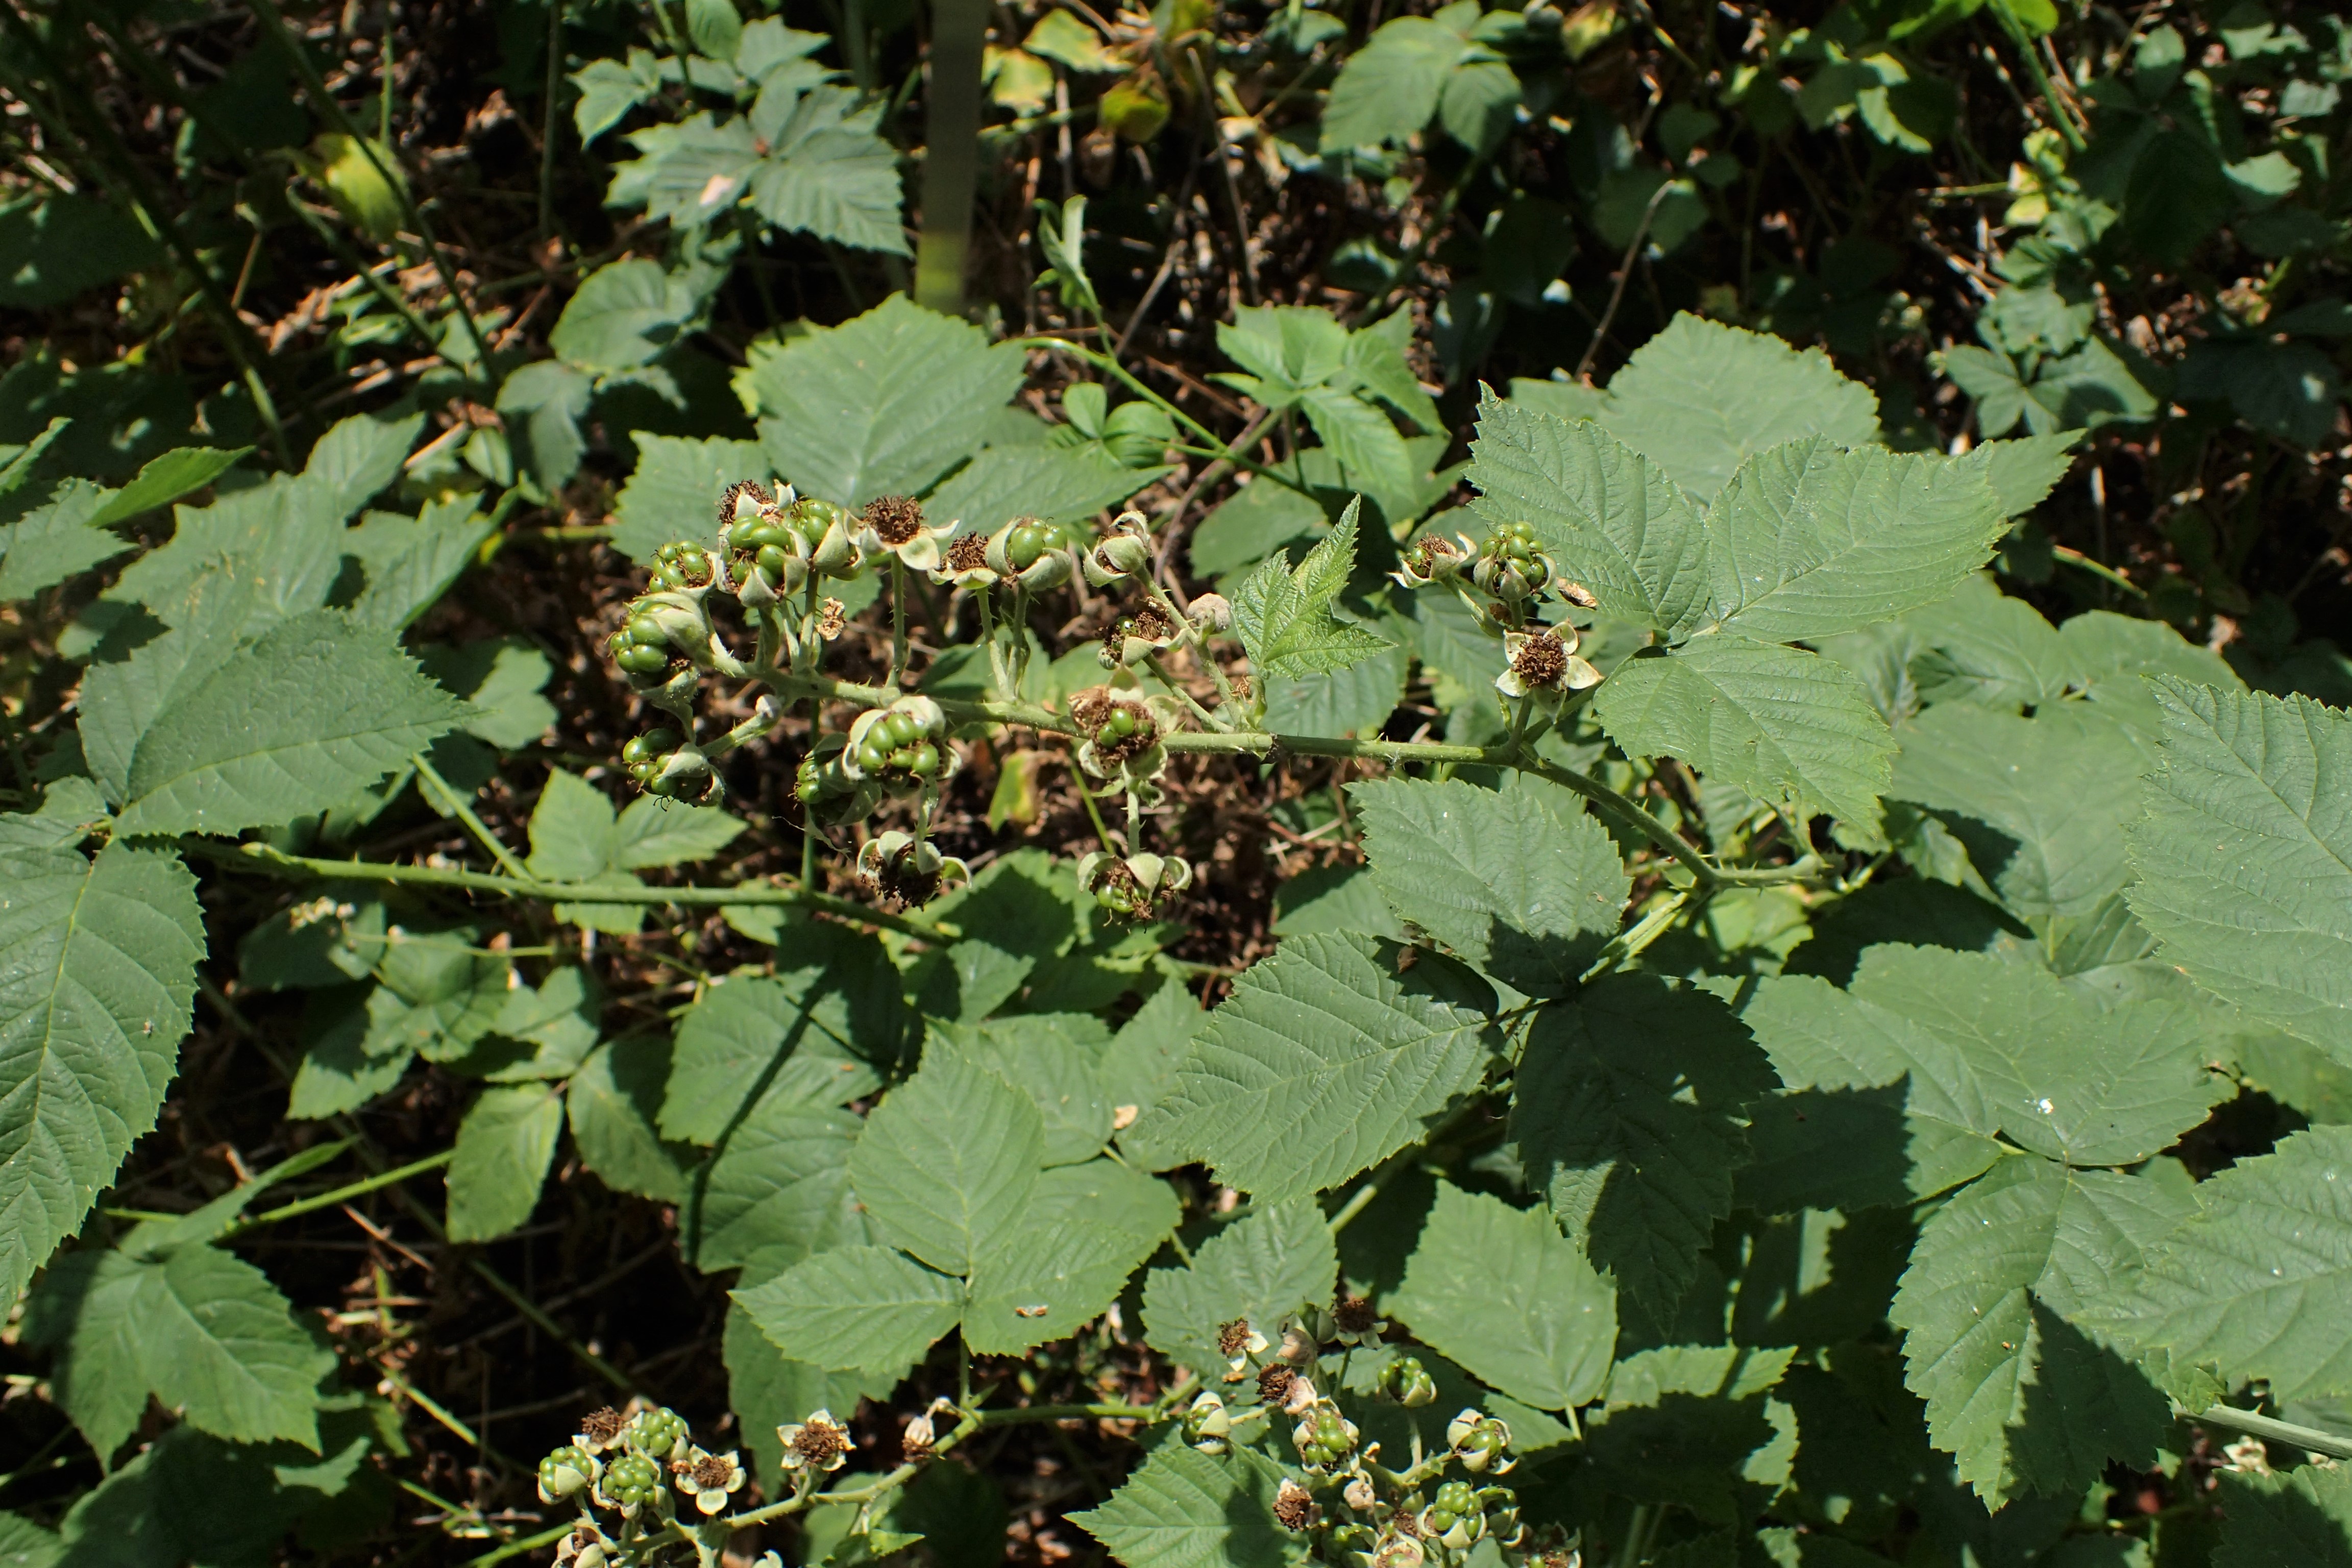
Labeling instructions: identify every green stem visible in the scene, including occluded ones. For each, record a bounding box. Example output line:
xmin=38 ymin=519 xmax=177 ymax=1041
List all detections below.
xmin=2050 ymin=543 xmax=2146 ymax=599
xmin=464 ymin=1522 xmax=578 ymax=1567
xmin=219 ymin=1149 xmax=457 ymax=1239
xmin=186 ymin=840 xmax=955 ymax=940
xmin=1514 ymin=756 xmax=1717 ymax=887
xmin=1991 ymin=4 xmax=2088 ymax=150
xmin=412 ymin=750 xmax=531 ymax=878
xmin=2188 ymin=1404 xmax=2352 ymax=1462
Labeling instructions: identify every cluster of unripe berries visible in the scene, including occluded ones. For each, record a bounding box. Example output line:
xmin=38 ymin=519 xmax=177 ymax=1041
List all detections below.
xmin=850 ymin=705 xmax=948 ymax=783
xmin=1472 ymin=520 xmax=1554 ymax=600
xmin=608 ymin=609 xmax=679 ymax=676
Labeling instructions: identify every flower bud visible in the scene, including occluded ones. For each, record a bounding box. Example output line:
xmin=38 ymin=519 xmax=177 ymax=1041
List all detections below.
xmin=1379 ymin=1354 xmax=1436 ymax=1408
xmin=1083 ymin=529 xmax=1153 ymax=586
xmin=1187 ymin=592 xmax=1233 ymax=633
xmin=1342 ymin=1476 xmax=1377 ymax=1513
xmin=1183 ymin=1392 xmax=1232 ymax=1453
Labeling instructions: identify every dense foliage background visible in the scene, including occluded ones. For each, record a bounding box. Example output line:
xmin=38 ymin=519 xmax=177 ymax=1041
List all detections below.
xmin=3 ymin=0 xmax=2351 ymax=1563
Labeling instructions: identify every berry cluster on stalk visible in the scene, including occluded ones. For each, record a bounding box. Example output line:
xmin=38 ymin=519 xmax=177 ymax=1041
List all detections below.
xmin=1187 ymin=1296 xmax=1580 ymax=1568
xmin=604 ymin=476 xmax=1615 ymax=913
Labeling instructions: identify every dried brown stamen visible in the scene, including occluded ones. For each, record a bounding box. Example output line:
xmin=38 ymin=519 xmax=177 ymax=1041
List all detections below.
xmin=1257 ymin=1363 xmax=1298 ymax=1405
xmin=1128 ymin=601 xmax=1178 ymax=642
xmin=1332 ymin=1294 xmax=1378 ymax=1334
xmin=689 ymin=1454 xmax=733 ymax=1490
xmin=862 ymin=495 xmax=924 ymax=545
xmin=945 ymin=532 xmax=989 ymax=572
xmin=1216 ymin=1318 xmax=1253 ymax=1358
xmin=1511 ymin=631 xmax=1569 ymax=689
xmin=579 ymin=1407 xmax=625 ymax=1446
xmin=791 ymin=1417 xmax=850 ymax=1466
xmin=718 ymin=479 xmax=770 ymax=530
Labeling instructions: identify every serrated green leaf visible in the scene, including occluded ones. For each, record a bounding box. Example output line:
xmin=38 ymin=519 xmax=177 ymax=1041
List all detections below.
xmin=1351 ymin=775 xmax=1629 ymax=995
xmin=1142 ymin=1200 xmax=1337 ymax=1381
xmin=964 ymin=1209 xmax=1167 ymax=1356
xmin=743 ymin=296 xmax=1026 ymax=509
xmin=1260 ymin=642 xmax=1408 ymax=739
xmin=848 ymin=1052 xmax=1043 ymax=1277
xmin=51 ymin=1418 xmax=357 ymax=1568
xmin=2215 ymin=1463 xmax=2352 ymax=1567
xmin=922 ymin=440 xmax=1155 ymax=539
xmin=1843 ymin=945 xmax=2227 ymax=1166
xmin=286 ymin=991 xmax=413 ymax=1121
xmin=1318 ymin=15 xmax=1465 ymax=150
xmin=1071 ymin=1440 xmax=1294 ymax=1568
xmin=614 ymin=793 xmax=744 ymax=869
xmin=474 ymin=966 xmax=600 ymax=1082
xmin=660 ymin=949 xmax=898 ymax=1143
xmin=109 ymin=611 xmax=469 ymax=838
xmin=1230 ymin=498 xmax=1390 ymax=681
xmin=2125 ymin=681 xmax=2352 ymax=1064
xmin=0 ymin=480 xmax=135 ymax=600
xmin=1957 ymin=431 xmax=2074 ymax=520
xmin=1468 ymin=390 xmax=1713 ymax=639
xmin=1595 ymin=313 xmax=1880 ymax=505
xmin=419 ymin=638 xmax=555 ymax=752
xmin=368 ymin=936 xmax=511 ymax=1064
xmin=1706 ymin=438 xmax=2010 ymax=643
xmin=610 ymin=433 xmax=769 ymax=563
xmin=1889 ymin=1157 xmax=2174 ymax=1506
xmin=28 ymin=1241 xmax=334 ymax=1459
xmin=684 ymin=1099 xmax=863 ymax=1274
xmin=735 ymin=1244 xmax=964 ymax=1372
xmin=342 ymin=496 xmax=496 ymax=632
xmin=724 ymin=1303 xmax=897 ymax=1490
xmin=1512 ymin=975 xmax=1776 ymax=1312
xmin=550 ymin=258 xmax=701 ymax=373
xmin=935 ymin=1015 xmax=1112 ymax=1167
xmin=1734 ymin=970 xmax=2004 ymax=1213
xmin=1593 ymin=634 xmax=1896 ymax=828
xmin=1392 ymin=1181 xmax=1616 ymax=1411
xmin=744 ymin=85 xmax=909 ymax=255
xmin=445 ymin=1084 xmax=564 ymax=1242
xmin=1891 ymin=700 xmax=2152 ymax=929
xmin=0 ymin=842 xmax=203 ymax=1306
xmin=2123 ymin=1125 xmax=2352 ymax=1404
xmin=1134 ymin=931 xmax=1494 ymax=1202
xmin=1298 ymin=384 xmax=1415 ymax=504
xmin=568 ymin=1037 xmax=693 ymax=1204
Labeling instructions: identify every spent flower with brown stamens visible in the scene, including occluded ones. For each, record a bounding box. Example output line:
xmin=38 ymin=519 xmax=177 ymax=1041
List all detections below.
xmin=577 ymin=1406 xmax=626 ymax=1452
xmin=779 ymin=1409 xmax=853 ymax=1473
xmin=856 ymin=494 xmax=955 ymax=571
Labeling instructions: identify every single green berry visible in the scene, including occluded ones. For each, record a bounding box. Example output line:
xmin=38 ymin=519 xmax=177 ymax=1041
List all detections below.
xmin=885 ymin=711 xmax=920 ymax=746
xmin=886 ymin=746 xmax=916 ymax=772
xmin=626 ymin=614 xmax=664 ymax=646
xmin=856 ymin=742 xmax=889 ymax=773
xmin=1008 ymin=524 xmax=1046 ymax=571
xmin=1435 ymin=1481 xmax=1476 ymax=1515
xmin=907 ymin=742 xmax=940 ymax=777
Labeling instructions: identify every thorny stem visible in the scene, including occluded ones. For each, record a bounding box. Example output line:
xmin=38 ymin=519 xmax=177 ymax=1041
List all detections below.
xmin=187 ymin=840 xmax=957 ymax=941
